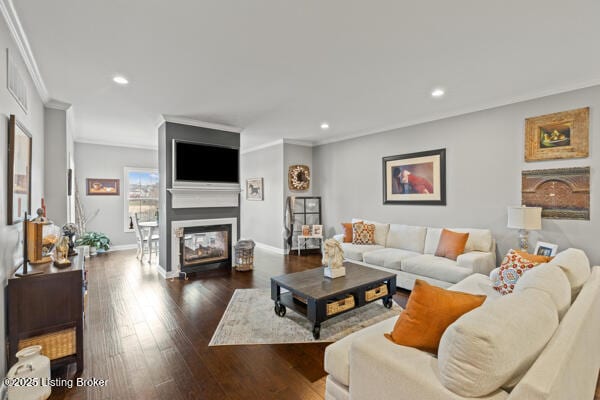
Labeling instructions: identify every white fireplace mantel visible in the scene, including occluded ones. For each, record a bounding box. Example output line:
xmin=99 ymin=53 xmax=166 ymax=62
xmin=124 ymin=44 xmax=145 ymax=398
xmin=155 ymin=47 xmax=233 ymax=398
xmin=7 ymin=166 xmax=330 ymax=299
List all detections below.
xmin=167 ymin=187 xmax=240 ymax=208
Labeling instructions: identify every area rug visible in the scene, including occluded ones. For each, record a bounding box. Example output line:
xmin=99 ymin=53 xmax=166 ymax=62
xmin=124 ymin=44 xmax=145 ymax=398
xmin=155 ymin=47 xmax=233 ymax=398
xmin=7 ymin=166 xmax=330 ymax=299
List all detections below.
xmin=209 ymin=288 xmax=402 ymax=346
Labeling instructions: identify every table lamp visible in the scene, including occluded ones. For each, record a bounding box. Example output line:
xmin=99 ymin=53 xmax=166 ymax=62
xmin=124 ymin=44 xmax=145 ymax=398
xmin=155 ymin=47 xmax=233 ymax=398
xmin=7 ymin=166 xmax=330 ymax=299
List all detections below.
xmin=507 ymin=205 xmax=542 ymax=252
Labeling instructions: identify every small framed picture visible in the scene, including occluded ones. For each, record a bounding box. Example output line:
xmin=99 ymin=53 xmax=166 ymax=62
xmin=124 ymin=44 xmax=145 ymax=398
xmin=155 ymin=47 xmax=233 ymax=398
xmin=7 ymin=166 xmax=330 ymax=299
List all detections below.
xmin=301 ymin=225 xmax=311 ymax=236
xmin=312 ymin=224 xmax=323 ymax=237
xmin=86 ymin=178 xmax=120 ymax=195
xmin=246 ymin=177 xmax=264 ymax=201
xmin=534 ymin=241 xmax=558 ymax=257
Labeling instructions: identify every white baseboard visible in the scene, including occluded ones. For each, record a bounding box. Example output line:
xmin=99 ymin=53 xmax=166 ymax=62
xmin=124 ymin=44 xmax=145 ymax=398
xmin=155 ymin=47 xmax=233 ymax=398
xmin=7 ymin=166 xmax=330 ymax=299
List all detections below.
xmin=156 ymin=264 xmax=179 ymax=279
xmin=109 ymin=244 xmax=138 ymax=252
xmin=255 ymin=241 xmax=287 ymax=255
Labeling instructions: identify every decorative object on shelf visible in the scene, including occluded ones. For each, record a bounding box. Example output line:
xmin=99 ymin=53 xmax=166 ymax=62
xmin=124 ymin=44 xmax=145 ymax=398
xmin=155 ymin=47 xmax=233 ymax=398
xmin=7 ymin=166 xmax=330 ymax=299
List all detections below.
xmin=246 ymin=177 xmax=264 ymax=200
xmin=302 ymin=225 xmax=311 ymax=236
xmin=62 ymin=223 xmax=79 ymax=256
xmin=6 ymin=346 xmax=51 ymax=400
xmin=54 ymin=236 xmax=71 ymax=267
xmin=288 ymin=165 xmax=310 ymax=191
xmin=312 ymin=224 xmax=323 ymax=237
xmin=522 ymin=167 xmax=590 ymax=220
xmin=525 ymin=107 xmax=589 ymax=162
xmin=234 ymin=240 xmax=255 ymax=272
xmin=129 ymin=216 xmax=134 ymax=230
xmin=75 ymin=232 xmax=111 ymax=255
xmin=86 ymin=178 xmax=120 ymax=195
xmin=507 ymin=205 xmax=542 ymax=252
xmin=16 ymin=212 xmax=43 ymax=277
xmin=323 ymin=238 xmax=345 ymax=278
xmin=534 ymin=241 xmax=558 ymax=257
xmin=383 ymin=148 xmax=446 ymax=205
xmin=7 ymin=114 xmax=32 ymax=224
xmin=26 ymin=208 xmax=61 ymax=266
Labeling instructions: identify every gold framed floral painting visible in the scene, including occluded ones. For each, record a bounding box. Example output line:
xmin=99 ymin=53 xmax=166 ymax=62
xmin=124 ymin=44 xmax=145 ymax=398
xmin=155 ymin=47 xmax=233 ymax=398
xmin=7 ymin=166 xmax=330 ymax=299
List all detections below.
xmin=525 ymin=107 xmax=589 ymax=162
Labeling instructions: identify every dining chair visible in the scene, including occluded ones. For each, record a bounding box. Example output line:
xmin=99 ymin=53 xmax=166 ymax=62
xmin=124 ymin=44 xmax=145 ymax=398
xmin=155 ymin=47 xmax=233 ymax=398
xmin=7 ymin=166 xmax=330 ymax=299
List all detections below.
xmin=133 ymin=213 xmax=159 ymax=263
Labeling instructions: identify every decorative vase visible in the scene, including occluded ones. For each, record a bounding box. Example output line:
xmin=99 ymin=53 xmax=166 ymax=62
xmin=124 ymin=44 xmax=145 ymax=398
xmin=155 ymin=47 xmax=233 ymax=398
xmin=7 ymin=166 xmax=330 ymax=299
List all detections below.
xmin=7 ymin=345 xmax=51 ymax=400
xmin=89 ymin=246 xmax=97 ymax=256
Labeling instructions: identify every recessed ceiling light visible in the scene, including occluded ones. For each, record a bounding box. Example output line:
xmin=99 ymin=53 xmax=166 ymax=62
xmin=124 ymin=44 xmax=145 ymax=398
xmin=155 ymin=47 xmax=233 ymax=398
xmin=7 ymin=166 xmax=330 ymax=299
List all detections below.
xmin=431 ymin=88 xmax=445 ymax=98
xmin=113 ymin=75 xmax=129 ymax=85
xmin=320 ymin=122 xmax=330 ymax=130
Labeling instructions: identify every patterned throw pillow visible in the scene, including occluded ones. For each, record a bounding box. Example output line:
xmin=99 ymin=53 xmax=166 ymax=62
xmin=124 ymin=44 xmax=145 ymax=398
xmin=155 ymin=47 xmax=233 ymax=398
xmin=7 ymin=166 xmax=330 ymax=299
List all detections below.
xmin=493 ymin=250 xmax=550 ymax=295
xmin=352 ymin=222 xmax=375 ymax=245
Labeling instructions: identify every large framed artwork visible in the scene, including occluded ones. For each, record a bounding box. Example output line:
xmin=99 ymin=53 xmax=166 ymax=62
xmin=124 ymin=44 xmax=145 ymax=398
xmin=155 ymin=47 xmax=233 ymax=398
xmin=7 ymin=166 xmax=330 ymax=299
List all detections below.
xmin=246 ymin=177 xmax=264 ymax=201
xmin=525 ymin=107 xmax=589 ymax=161
xmin=86 ymin=178 xmax=120 ymax=195
xmin=7 ymin=115 xmax=32 ymax=225
xmin=383 ymin=148 xmax=446 ymax=205
xmin=522 ymin=167 xmax=590 ymax=220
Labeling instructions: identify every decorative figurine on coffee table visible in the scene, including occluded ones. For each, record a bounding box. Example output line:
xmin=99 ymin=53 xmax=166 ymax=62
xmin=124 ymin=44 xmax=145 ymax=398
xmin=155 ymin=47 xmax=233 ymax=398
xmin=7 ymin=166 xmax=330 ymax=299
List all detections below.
xmin=323 ymin=238 xmax=345 ymax=278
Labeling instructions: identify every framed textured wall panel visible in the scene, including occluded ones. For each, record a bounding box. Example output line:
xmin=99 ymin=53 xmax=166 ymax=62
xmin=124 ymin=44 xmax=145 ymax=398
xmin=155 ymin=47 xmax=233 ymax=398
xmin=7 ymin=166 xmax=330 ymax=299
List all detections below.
xmin=522 ymin=167 xmax=590 ymax=220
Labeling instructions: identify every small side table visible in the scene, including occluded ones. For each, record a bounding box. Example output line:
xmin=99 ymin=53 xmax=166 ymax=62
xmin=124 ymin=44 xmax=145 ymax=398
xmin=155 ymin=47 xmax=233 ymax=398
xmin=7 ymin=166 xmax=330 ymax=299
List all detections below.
xmin=297 ymin=235 xmax=323 ymax=256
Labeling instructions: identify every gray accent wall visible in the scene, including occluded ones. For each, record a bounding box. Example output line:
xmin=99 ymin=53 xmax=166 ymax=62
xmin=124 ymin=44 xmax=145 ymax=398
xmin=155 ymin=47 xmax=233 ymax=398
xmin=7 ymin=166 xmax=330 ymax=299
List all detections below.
xmin=158 ymin=122 xmax=240 ymax=272
xmin=0 ymin=19 xmax=46 ymax=376
xmin=313 ymin=85 xmax=600 ymax=264
xmin=74 ymin=142 xmax=158 ymax=246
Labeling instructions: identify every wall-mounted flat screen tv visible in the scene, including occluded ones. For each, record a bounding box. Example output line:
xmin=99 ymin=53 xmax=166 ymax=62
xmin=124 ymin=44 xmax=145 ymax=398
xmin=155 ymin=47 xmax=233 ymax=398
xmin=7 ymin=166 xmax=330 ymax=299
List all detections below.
xmin=173 ymin=141 xmax=239 ymax=184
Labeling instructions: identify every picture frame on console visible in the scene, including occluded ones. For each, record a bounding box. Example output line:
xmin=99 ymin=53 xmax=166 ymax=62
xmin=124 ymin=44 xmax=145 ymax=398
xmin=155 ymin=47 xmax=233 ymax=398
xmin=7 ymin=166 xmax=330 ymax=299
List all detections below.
xmin=525 ymin=107 xmax=589 ymax=162
xmin=383 ymin=148 xmax=446 ymax=205
xmin=7 ymin=114 xmax=32 ymax=225
xmin=534 ymin=241 xmax=558 ymax=257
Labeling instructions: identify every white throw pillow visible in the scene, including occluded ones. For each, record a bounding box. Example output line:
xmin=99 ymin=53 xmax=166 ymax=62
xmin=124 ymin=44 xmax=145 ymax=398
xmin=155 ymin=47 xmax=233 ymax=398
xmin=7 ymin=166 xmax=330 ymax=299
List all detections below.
xmin=548 ymin=248 xmax=591 ymax=298
xmin=423 ymin=228 xmax=442 ymax=254
xmin=514 ymin=263 xmax=571 ymax=320
xmin=438 ymin=290 xmax=558 ymax=397
xmin=451 ymin=228 xmax=493 ymax=252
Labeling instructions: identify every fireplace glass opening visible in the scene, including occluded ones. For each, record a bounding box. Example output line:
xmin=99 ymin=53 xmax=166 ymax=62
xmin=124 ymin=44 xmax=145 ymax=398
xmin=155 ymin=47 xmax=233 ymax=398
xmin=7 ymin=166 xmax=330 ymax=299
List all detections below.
xmin=180 ymin=224 xmax=231 ymax=270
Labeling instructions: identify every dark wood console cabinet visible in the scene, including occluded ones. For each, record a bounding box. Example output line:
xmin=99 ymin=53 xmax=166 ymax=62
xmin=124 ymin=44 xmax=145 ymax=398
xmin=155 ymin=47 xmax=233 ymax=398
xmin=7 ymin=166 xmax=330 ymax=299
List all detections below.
xmin=7 ymin=255 xmax=85 ymax=372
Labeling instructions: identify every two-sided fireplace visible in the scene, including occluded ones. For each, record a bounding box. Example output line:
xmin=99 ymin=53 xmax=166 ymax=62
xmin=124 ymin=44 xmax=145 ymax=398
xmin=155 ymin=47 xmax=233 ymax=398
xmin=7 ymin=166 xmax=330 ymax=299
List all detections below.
xmin=179 ymin=224 xmax=232 ymax=273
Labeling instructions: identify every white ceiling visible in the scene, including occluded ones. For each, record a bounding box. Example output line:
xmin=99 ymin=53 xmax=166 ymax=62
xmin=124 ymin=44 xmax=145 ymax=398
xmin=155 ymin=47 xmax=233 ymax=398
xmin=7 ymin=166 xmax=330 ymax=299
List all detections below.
xmin=13 ymin=0 xmax=600 ymax=150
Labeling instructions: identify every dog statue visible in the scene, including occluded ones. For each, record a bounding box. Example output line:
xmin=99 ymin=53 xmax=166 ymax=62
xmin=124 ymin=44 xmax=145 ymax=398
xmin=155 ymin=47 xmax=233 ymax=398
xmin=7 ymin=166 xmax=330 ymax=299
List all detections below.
xmin=322 ymin=238 xmax=345 ymax=278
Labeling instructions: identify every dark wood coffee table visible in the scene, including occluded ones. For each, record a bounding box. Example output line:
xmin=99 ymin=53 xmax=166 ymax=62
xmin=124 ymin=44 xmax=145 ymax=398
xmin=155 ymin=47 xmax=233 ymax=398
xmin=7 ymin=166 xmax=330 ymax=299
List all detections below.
xmin=270 ymin=262 xmax=396 ymax=339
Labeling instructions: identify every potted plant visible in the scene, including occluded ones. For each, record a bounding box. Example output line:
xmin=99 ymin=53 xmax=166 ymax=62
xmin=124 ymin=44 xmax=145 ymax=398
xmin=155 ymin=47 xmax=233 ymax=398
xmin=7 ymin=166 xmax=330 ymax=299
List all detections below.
xmin=75 ymin=232 xmax=111 ymax=256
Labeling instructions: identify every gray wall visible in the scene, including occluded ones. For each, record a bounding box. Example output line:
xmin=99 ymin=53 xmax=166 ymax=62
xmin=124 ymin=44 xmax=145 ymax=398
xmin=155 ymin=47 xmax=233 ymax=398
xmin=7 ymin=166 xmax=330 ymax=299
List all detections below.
xmin=240 ymin=142 xmax=315 ymax=251
xmin=44 ymin=107 xmax=69 ymax=225
xmin=158 ymin=122 xmax=240 ymax=272
xmin=0 ymin=22 xmax=46 ymax=376
xmin=75 ymin=142 xmax=158 ymax=246
xmin=241 ymin=143 xmax=284 ymax=248
xmin=314 ymin=85 xmax=600 ymax=265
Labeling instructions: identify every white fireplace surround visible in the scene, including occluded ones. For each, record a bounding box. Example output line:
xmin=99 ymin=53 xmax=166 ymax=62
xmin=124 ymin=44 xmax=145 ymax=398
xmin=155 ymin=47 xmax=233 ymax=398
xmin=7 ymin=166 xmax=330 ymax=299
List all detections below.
xmin=169 ymin=218 xmax=238 ymax=278
xmin=167 ymin=186 xmax=241 ymax=208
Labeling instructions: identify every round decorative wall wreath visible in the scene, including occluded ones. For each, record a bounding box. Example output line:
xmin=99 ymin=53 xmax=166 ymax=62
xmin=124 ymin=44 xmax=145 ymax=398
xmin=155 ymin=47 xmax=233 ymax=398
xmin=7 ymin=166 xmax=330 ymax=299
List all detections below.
xmin=288 ymin=165 xmax=310 ymax=191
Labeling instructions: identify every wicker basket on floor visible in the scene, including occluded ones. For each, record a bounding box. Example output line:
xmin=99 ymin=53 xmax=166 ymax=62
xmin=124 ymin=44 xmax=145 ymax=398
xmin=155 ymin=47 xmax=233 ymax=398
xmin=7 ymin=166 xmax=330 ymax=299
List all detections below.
xmin=18 ymin=328 xmax=76 ymax=360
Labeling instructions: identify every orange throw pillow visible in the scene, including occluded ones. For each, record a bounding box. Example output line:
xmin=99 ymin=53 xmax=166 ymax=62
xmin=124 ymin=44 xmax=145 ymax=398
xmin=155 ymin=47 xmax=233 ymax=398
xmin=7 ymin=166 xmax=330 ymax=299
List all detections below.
xmin=514 ymin=250 xmax=553 ymax=263
xmin=341 ymin=223 xmax=353 ymax=243
xmin=435 ymin=229 xmax=469 ymax=260
xmin=385 ymin=280 xmax=486 ymax=354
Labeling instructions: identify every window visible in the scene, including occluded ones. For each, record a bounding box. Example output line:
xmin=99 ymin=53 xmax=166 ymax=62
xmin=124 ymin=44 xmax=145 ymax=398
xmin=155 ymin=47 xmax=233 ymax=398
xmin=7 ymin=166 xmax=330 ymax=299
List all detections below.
xmin=124 ymin=167 xmax=159 ymax=231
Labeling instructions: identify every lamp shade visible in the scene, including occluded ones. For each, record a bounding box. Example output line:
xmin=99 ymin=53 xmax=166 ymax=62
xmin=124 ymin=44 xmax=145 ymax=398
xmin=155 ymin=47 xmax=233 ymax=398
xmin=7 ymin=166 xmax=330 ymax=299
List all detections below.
xmin=507 ymin=206 xmax=542 ymax=230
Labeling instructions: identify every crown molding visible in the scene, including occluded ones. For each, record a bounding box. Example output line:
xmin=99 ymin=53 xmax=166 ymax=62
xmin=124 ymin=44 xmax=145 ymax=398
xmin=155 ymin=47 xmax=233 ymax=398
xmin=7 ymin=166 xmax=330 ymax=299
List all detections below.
xmin=283 ymin=139 xmax=314 ymax=147
xmin=0 ymin=0 xmax=49 ymax=103
xmin=161 ymin=115 xmax=242 ymax=133
xmin=75 ymin=138 xmax=158 ymax=151
xmin=241 ymin=138 xmax=314 ymax=155
xmin=315 ymin=79 xmax=600 ymax=146
xmin=45 ymin=98 xmax=71 ymax=111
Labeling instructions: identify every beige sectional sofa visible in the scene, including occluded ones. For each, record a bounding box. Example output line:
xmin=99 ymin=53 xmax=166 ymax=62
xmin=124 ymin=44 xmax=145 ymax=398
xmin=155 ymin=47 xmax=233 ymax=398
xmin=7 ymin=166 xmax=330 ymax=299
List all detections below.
xmin=334 ymin=220 xmax=496 ymax=290
xmin=324 ymin=248 xmax=600 ymax=400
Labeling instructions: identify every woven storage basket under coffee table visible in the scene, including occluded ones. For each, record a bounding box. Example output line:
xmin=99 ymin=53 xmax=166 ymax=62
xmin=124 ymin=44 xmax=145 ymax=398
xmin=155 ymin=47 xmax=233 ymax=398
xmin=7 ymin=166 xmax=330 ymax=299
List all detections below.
xmin=271 ymin=262 xmax=396 ymax=339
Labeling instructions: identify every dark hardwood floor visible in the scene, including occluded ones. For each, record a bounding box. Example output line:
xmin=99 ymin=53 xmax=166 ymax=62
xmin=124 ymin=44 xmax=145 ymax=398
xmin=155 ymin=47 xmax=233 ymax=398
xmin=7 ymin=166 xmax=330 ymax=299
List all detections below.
xmin=48 ymin=249 xmax=409 ymax=400
xmin=48 ymin=249 xmax=600 ymax=400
